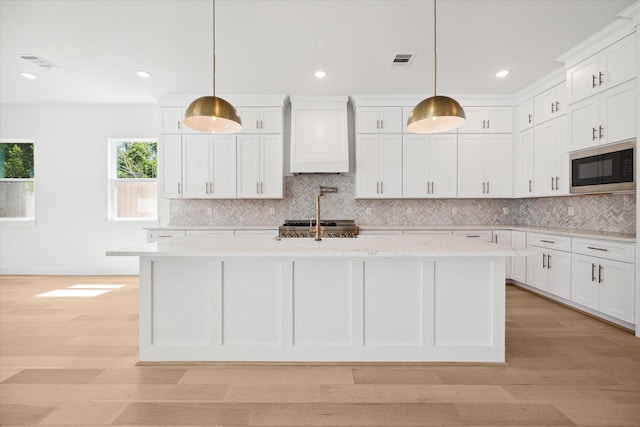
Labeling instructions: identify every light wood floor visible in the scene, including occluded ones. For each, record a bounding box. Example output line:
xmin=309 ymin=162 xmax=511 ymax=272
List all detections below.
xmin=1 ymin=275 xmax=639 ymax=426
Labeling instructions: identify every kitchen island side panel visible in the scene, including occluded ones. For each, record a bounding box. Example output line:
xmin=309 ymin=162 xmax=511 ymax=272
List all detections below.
xmin=138 ymin=255 xmax=505 ymax=362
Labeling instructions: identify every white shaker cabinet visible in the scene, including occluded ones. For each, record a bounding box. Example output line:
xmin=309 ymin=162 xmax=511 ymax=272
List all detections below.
xmin=182 ymin=135 xmax=236 ymax=199
xmin=518 ymin=128 xmax=535 ymax=197
xmin=355 ymin=134 xmax=402 ymax=198
xmin=517 ymin=98 xmax=534 ymax=131
xmin=457 ymin=134 xmax=512 ymax=198
xmin=237 ymin=107 xmax=283 ymax=134
xmin=402 ymin=134 xmax=457 ymax=198
xmin=458 ymin=106 xmax=513 ymax=133
xmin=236 ymin=134 xmax=283 ymax=198
xmin=566 ymin=34 xmax=636 ymax=104
xmin=356 ymin=107 xmax=403 ymax=133
xmin=533 ymin=117 xmax=568 ymax=197
xmin=534 ymin=82 xmax=567 ymax=125
xmin=158 ymin=135 xmax=183 ymax=198
xmin=568 ymin=79 xmax=636 ymax=151
xmin=526 ymin=233 xmax=572 ymax=299
xmin=510 ymin=231 xmax=527 ymax=284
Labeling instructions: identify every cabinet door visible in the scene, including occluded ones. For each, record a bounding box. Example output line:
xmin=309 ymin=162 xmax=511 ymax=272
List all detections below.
xmin=237 ymin=108 xmax=261 ymax=133
xmin=600 ymin=80 xmax=636 ymax=145
xmin=457 ymin=135 xmax=485 ymax=197
xmin=458 ymin=107 xmax=486 ymax=133
xmin=518 ymin=98 xmax=534 ymax=131
xmin=567 ymin=56 xmax=601 ymax=104
xmin=260 ymin=135 xmax=283 ymax=198
xmin=534 ymin=86 xmax=559 ymax=125
xmin=519 ymin=129 xmax=534 ymax=196
xmin=429 ymin=134 xmax=458 ymax=198
xmin=182 ymin=134 xmax=211 ymax=198
xmin=159 ymin=107 xmax=183 ymax=134
xmin=534 ymin=120 xmax=559 ymax=197
xmin=485 ymin=107 xmax=513 ymax=133
xmin=259 ymin=107 xmax=283 ymax=134
xmin=236 ymin=135 xmax=261 ymax=198
xmin=529 ymin=250 xmax=549 ymax=291
xmin=355 ymin=134 xmax=382 ymax=198
xmin=159 ymin=135 xmax=182 ymax=198
xmin=601 ymin=34 xmax=636 ymax=91
xmin=571 ymin=254 xmax=600 ymax=311
xmin=379 ymin=107 xmax=403 ymax=133
xmin=598 ymin=259 xmax=634 ymax=323
xmin=379 ymin=135 xmax=403 ymax=198
xmin=402 ymin=135 xmax=430 ymax=198
xmin=211 ymin=135 xmax=237 ymax=198
xmin=510 ymin=231 xmax=527 ymax=283
xmin=484 ymin=135 xmax=512 ymax=197
xmin=568 ymin=94 xmax=599 ymax=151
xmin=547 ymin=249 xmax=571 ymax=299
xmin=356 ymin=107 xmax=382 ymax=133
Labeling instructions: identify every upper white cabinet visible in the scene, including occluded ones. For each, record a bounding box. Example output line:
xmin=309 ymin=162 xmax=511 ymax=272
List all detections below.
xmin=158 ymin=134 xmax=183 ymax=198
xmin=458 ymin=106 xmax=513 ymax=133
xmin=568 ymin=79 xmax=636 ymax=151
xmin=236 ymin=134 xmax=283 ymax=199
xmin=533 ymin=117 xmax=568 ymax=197
xmin=182 ymin=134 xmax=236 ymax=199
xmin=237 ymin=107 xmax=283 ymax=134
xmin=534 ymin=82 xmax=567 ymax=125
xmin=159 ymin=107 xmax=183 ymax=134
xmin=355 ymin=134 xmax=402 ymax=198
xmin=517 ymin=128 xmax=534 ymax=197
xmin=457 ymin=134 xmax=512 ymax=198
xmin=403 ymin=134 xmax=457 ymax=198
xmin=566 ymin=34 xmax=636 ymax=104
xmin=356 ymin=107 xmax=403 ymax=133
xmin=517 ymin=98 xmax=534 ymax=131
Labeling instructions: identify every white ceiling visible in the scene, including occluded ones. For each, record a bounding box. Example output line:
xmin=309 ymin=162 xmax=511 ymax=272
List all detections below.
xmin=0 ymin=0 xmax=636 ymax=105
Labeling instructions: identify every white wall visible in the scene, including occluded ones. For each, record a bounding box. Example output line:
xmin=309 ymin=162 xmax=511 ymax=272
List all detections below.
xmin=0 ymin=104 xmax=158 ymax=275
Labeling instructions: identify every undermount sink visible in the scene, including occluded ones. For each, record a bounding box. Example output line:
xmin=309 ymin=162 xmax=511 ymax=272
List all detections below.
xmin=278 ymin=220 xmax=359 ymax=238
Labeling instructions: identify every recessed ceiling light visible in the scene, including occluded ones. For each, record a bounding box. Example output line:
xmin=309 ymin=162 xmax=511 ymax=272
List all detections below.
xmin=314 ymin=70 xmax=327 ymax=79
xmin=496 ymin=70 xmax=510 ymax=78
xmin=136 ymin=70 xmax=151 ymax=78
xmin=21 ymin=72 xmax=37 ymax=79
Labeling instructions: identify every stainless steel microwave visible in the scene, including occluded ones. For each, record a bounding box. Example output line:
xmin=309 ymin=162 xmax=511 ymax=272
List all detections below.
xmin=570 ymin=140 xmax=635 ymax=194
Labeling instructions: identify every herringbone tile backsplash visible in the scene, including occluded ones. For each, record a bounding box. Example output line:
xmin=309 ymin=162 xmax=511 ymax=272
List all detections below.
xmin=170 ymin=175 xmax=636 ymax=235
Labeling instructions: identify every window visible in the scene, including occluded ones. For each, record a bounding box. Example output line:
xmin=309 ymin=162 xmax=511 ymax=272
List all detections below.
xmin=0 ymin=141 xmax=35 ymax=219
xmin=108 ymin=139 xmax=157 ymax=220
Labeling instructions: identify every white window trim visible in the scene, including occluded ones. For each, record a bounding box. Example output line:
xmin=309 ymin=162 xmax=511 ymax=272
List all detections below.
xmin=0 ymin=139 xmax=35 ymax=222
xmin=107 ymin=138 xmax=158 ymax=221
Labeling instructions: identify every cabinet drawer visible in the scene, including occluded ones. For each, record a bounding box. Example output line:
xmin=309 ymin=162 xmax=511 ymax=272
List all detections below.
xmin=147 ymin=230 xmax=186 ymax=243
xmin=572 ymin=238 xmax=635 ymax=263
xmin=527 ymin=232 xmax=571 ymax=252
xmin=453 ymin=230 xmax=493 ymax=242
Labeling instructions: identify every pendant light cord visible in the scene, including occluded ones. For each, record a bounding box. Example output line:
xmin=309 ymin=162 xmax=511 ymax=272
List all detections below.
xmin=212 ymin=0 xmax=216 ymax=96
xmin=433 ymin=0 xmax=437 ymax=96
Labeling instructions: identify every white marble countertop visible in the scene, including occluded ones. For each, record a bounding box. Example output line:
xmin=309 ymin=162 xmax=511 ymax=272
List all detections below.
xmin=108 ymin=233 xmax=531 ymax=258
xmin=145 ymin=224 xmax=636 ymax=243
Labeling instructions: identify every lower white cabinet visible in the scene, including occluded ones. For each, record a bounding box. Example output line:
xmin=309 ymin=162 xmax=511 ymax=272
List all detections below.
xmin=509 ymin=231 xmax=527 ymax=283
xmin=571 ymin=238 xmax=635 ymax=324
xmin=236 ymin=134 xmax=283 ymax=198
xmin=355 ymin=134 xmax=402 ymax=198
xmin=526 ymin=233 xmax=571 ymax=299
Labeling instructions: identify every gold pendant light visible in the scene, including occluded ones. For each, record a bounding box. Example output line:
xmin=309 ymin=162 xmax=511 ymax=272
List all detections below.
xmin=184 ymin=0 xmax=242 ymax=134
xmin=406 ymin=0 xmax=465 ymax=134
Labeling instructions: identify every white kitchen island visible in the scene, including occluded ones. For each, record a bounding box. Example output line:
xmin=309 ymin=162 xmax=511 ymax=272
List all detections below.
xmin=107 ymin=234 xmax=526 ymax=363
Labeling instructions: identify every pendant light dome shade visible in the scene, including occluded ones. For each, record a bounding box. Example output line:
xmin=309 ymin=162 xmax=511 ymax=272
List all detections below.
xmin=406 ymin=95 xmax=465 ymax=134
xmin=184 ymin=96 xmax=242 ymax=134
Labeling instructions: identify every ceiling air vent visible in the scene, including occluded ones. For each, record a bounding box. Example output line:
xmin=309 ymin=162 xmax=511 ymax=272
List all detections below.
xmin=19 ymin=54 xmax=59 ymax=70
xmin=391 ymin=53 xmax=414 ymax=65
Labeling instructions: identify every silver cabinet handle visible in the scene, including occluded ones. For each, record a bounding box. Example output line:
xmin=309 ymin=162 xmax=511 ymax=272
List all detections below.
xmin=587 ymin=246 xmax=608 ymax=252
xmin=376 ymin=182 xmax=380 ymax=194
xmin=256 ymin=182 xmax=259 ymax=194
xmin=486 ymin=119 xmax=490 ymax=129
xmin=256 ymin=120 xmax=259 ymax=130
xmin=592 ymin=74 xmax=598 ymax=88
xmin=380 ymin=119 xmax=383 ymax=129
xmin=551 ymin=103 xmax=555 ymax=113
xmin=599 ymin=126 xmax=604 ymax=139
xmin=591 ymin=263 xmax=597 ymax=282
xmin=542 ymin=253 xmax=547 ymax=269
xmin=494 ymin=235 xmax=498 ymax=243
xmin=178 ymin=120 xmax=181 ymax=130
xmin=528 ymin=179 xmax=533 ymax=193
xmin=177 ymin=182 xmax=181 ymax=194
xmin=555 ymin=101 xmax=559 ymax=112
xmin=466 ymin=235 xmax=481 ymax=238
xmin=206 ymin=182 xmax=209 ymax=193
xmin=486 ymin=182 xmax=489 ymax=193
xmin=547 ymin=254 xmax=551 ymax=269
xmin=598 ymin=71 xmax=604 ymax=86
xmin=482 ymin=182 xmax=486 ymax=194
xmin=540 ymin=239 xmax=555 ymax=244
xmin=260 ymin=120 xmax=264 ymax=129
xmin=598 ymin=265 xmax=604 ymax=283
xmin=376 ymin=119 xmax=380 ymax=129
xmin=555 ymin=176 xmax=559 ymax=191
xmin=592 ymin=127 xmax=598 ymax=140
xmin=380 ymin=182 xmax=383 ymax=194
xmin=431 ymin=182 xmax=434 ymax=194
xmin=260 ymin=182 xmax=263 ymax=194
xmin=528 ymin=113 xmax=532 ymax=124
xmin=551 ymin=176 xmax=555 ymax=191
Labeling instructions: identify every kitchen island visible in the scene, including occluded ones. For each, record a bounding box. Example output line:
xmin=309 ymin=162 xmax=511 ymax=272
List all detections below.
xmin=107 ymin=234 xmax=527 ymax=363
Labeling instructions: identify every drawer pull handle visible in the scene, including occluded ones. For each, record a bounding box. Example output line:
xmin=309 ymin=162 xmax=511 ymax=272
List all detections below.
xmin=466 ymin=235 xmax=481 ymax=238
xmin=587 ymin=246 xmax=608 ymax=252
xmin=540 ymin=240 xmax=555 ymax=244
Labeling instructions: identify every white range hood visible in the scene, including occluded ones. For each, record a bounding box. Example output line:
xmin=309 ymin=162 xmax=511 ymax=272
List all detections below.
xmin=290 ymin=96 xmax=349 ymax=173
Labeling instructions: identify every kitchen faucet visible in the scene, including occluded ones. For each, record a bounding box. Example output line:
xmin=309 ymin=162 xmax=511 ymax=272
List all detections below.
xmin=313 ymin=186 xmax=338 ymax=241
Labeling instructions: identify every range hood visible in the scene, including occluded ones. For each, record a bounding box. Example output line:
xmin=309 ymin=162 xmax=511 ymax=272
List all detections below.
xmin=290 ymin=96 xmax=349 ymax=173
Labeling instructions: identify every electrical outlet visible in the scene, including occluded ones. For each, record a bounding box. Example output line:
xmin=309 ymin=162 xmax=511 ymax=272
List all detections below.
xmin=407 ymin=207 xmax=413 ymax=215
xmin=207 ymin=207 xmax=212 ymax=215
xmin=568 ymin=206 xmax=575 ymax=216
xmin=366 ymin=207 xmax=372 ymax=215
xmin=269 ymin=207 xmax=276 ymax=216
xmin=451 ymin=207 xmax=457 ymax=215
xmin=503 ymin=207 xmax=509 ymax=215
